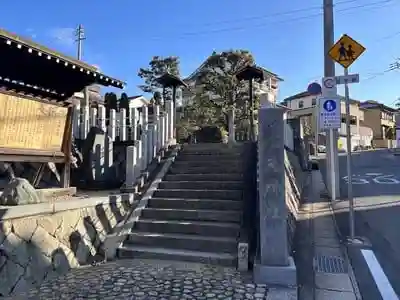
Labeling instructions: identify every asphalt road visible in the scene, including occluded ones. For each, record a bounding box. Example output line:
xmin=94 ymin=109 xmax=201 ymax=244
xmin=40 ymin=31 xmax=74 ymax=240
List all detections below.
xmin=319 ymin=149 xmax=400 ymax=300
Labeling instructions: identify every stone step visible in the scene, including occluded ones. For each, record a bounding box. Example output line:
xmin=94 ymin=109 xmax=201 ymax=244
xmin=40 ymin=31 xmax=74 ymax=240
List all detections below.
xmin=178 ymin=151 xmax=242 ymax=157
xmin=158 ymin=180 xmax=243 ymax=190
xmin=125 ymin=232 xmax=237 ymax=253
xmin=148 ymin=198 xmax=242 ymax=211
xmin=169 ymin=166 xmax=242 ymax=174
xmin=176 ymin=154 xmax=241 ymax=162
xmin=134 ymin=219 xmax=240 ymax=237
xmin=141 ymin=208 xmax=242 ymax=223
xmin=165 ymin=174 xmax=243 ymax=182
xmin=153 ymin=189 xmax=243 ymax=200
xmin=118 ymin=245 xmax=237 ymax=266
xmin=173 ymin=160 xmax=241 ymax=168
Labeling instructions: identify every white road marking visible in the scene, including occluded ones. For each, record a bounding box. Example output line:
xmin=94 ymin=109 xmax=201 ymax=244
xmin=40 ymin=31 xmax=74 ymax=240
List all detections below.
xmin=365 ymin=173 xmax=383 ymax=176
xmin=361 ymin=249 xmax=399 ymax=300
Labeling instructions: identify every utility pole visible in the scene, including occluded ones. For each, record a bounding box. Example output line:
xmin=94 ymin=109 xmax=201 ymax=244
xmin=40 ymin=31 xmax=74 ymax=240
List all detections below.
xmin=75 ymin=24 xmax=85 ymax=60
xmin=323 ymin=0 xmax=340 ymax=200
xmin=75 ymin=25 xmax=89 ymax=108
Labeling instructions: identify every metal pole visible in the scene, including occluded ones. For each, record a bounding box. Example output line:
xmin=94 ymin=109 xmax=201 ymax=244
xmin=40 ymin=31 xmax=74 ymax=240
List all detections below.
xmin=344 ymin=68 xmax=355 ymax=240
xmin=323 ymin=0 xmax=338 ymax=200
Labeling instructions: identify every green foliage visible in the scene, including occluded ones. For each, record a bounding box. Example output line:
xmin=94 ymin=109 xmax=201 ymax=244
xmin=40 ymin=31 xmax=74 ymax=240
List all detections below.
xmin=197 ymin=50 xmax=254 ymax=111
xmin=194 ymin=126 xmax=226 ymax=143
xmin=119 ymin=92 xmax=130 ymax=111
xmin=104 ymin=92 xmax=118 ymax=110
xmin=386 ymin=126 xmax=396 ymax=140
xmin=138 ymin=56 xmax=180 ymax=101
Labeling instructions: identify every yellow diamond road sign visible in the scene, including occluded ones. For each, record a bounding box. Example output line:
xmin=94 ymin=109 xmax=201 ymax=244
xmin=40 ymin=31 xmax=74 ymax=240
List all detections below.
xmin=328 ymin=34 xmax=366 ymax=68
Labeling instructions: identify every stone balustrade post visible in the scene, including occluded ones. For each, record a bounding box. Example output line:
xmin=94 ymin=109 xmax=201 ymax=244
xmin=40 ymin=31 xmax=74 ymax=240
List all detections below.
xmin=166 ymin=100 xmax=175 ymax=145
xmin=129 ymin=107 xmax=138 ymax=141
xmin=72 ymin=104 xmax=81 ymax=139
xmin=159 ymin=113 xmax=166 ymax=150
xmin=119 ymin=108 xmax=127 ymax=141
xmin=147 ymin=124 xmax=154 ymax=164
xmin=108 ymin=109 xmax=116 ymax=141
xmin=141 ymin=106 xmax=149 ymax=171
xmin=125 ymin=145 xmax=137 ymax=189
xmin=90 ymin=107 xmax=97 ymax=128
xmin=228 ymin=108 xmax=236 ymax=143
xmin=81 ymin=106 xmax=90 ymax=140
xmin=98 ymin=105 xmax=106 ymax=132
xmin=254 ymin=107 xmax=297 ymax=286
xmin=154 ymin=105 xmax=161 ymax=152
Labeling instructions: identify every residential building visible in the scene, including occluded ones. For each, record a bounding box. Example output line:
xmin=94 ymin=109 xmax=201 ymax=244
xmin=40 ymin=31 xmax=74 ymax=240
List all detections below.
xmin=359 ymin=100 xmax=396 ymax=148
xmin=126 ymin=95 xmax=149 ymax=109
xmin=282 ymin=91 xmax=373 ymax=150
xmin=181 ymin=53 xmax=283 ymax=107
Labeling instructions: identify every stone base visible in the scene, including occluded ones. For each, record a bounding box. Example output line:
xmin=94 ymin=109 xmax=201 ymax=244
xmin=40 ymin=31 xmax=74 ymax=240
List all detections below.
xmin=253 ymin=256 xmax=297 ymax=287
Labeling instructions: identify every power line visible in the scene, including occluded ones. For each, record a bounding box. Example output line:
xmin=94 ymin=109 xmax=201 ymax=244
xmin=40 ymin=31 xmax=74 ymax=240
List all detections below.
xmin=148 ymin=0 xmax=395 ymax=40
xmin=188 ymin=0 xmax=361 ymax=28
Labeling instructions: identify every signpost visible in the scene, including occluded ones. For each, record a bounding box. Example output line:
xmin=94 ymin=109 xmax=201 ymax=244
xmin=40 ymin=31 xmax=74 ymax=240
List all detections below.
xmin=308 ymin=82 xmax=322 ymax=155
xmin=328 ymin=34 xmax=366 ymax=241
xmin=319 ymin=97 xmax=341 ymax=130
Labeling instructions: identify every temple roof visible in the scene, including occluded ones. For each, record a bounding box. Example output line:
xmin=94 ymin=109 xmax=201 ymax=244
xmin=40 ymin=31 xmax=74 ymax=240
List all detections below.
xmin=0 ymin=29 xmax=125 ymax=103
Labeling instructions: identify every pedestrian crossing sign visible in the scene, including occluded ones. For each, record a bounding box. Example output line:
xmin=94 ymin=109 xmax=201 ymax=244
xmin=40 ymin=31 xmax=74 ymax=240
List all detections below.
xmin=328 ymin=34 xmax=366 ymax=68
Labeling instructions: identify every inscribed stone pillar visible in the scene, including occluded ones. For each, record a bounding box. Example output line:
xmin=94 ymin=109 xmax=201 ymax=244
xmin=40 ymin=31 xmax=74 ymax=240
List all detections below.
xmin=257 ymin=107 xmax=289 ymax=266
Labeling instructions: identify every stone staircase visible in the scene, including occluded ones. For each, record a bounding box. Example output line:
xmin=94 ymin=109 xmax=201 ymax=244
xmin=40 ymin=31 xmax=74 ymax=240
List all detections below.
xmin=118 ymin=143 xmax=244 ymax=266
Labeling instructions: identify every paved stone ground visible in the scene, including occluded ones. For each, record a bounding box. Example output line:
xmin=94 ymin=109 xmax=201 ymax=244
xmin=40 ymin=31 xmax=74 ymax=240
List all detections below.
xmin=11 ymin=259 xmax=270 ymax=300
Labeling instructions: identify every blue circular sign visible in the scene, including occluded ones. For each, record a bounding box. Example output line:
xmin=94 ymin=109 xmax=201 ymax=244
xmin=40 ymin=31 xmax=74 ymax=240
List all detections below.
xmin=307 ymin=82 xmax=322 ymax=95
xmin=323 ymin=99 xmax=336 ymax=112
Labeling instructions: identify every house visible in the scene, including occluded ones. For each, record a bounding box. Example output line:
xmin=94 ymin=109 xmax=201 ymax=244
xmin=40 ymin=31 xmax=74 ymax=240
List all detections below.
xmin=359 ymin=100 xmax=396 ymax=148
xmin=282 ymin=91 xmax=373 ymax=150
xmin=127 ymin=95 xmax=149 ymax=109
xmin=181 ymin=53 xmax=283 ymax=107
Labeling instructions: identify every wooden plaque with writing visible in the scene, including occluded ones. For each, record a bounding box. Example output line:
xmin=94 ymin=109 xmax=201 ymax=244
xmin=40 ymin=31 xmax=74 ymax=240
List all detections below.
xmin=0 ymin=92 xmax=69 ymax=152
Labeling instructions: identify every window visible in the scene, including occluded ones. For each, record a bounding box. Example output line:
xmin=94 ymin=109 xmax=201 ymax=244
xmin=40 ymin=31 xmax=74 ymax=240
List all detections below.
xmin=298 ymin=100 xmax=304 ymax=108
xmin=312 ymin=98 xmax=317 ymax=106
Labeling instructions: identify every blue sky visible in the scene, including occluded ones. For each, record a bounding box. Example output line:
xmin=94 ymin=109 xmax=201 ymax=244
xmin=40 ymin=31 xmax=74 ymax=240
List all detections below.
xmin=2 ymin=0 xmax=400 ymax=105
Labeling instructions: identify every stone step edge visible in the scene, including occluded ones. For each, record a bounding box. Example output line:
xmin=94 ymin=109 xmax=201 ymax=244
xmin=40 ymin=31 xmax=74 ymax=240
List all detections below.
xmin=142 ymin=207 xmax=242 ymax=214
xmin=150 ymin=197 xmax=242 ymax=202
xmin=127 ymin=231 xmax=237 ymax=243
xmin=119 ymin=245 xmax=237 ymax=259
xmin=136 ymin=218 xmax=240 ymax=228
xmin=154 ymin=189 xmax=243 ymax=193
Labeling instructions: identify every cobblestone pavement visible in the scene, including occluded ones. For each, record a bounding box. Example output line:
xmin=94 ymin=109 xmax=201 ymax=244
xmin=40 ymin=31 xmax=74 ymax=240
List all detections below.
xmin=13 ymin=259 xmax=269 ymax=300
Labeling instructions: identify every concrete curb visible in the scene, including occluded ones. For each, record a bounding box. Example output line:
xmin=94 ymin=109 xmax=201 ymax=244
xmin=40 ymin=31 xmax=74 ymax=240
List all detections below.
xmin=317 ymin=170 xmax=362 ymax=300
xmin=104 ymin=145 xmax=181 ymax=260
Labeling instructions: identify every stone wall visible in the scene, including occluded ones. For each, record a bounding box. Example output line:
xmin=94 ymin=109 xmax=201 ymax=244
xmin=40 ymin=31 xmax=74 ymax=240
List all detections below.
xmin=285 ymin=149 xmax=305 ymax=253
xmin=0 ymin=194 xmax=135 ymax=297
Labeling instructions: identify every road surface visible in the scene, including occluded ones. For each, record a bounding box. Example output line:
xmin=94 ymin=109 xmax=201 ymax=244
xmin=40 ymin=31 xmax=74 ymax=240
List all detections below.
xmin=319 ymin=149 xmax=400 ymax=300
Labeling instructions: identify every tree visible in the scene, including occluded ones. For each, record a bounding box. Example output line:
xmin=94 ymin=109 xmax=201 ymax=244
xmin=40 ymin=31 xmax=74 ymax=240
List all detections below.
xmin=104 ymin=92 xmax=118 ymax=118
xmin=395 ymin=97 xmax=400 ymax=109
xmin=119 ymin=92 xmax=130 ymax=111
xmin=196 ymin=50 xmax=255 ymax=130
xmin=138 ymin=56 xmax=180 ymax=102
